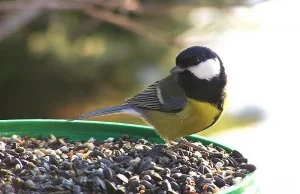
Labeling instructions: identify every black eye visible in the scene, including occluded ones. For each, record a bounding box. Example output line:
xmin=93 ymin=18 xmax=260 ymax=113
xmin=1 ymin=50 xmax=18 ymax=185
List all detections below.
xmin=192 ymin=57 xmax=200 ymax=65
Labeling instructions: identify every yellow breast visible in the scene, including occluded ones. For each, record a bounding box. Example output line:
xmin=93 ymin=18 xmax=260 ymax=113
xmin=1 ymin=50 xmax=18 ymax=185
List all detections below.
xmin=142 ymin=99 xmax=224 ymax=141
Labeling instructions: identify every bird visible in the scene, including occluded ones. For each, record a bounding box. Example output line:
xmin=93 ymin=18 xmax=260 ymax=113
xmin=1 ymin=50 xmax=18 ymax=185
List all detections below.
xmin=71 ymin=46 xmax=227 ymax=150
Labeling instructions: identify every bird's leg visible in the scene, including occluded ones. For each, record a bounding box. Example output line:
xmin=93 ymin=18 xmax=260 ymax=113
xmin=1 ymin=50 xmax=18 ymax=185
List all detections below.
xmin=165 ymin=139 xmax=181 ymax=149
xmin=168 ymin=137 xmax=213 ymax=154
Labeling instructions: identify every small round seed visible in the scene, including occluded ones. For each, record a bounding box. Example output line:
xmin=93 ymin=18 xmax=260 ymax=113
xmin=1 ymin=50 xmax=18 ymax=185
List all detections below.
xmin=0 ymin=134 xmax=255 ymax=193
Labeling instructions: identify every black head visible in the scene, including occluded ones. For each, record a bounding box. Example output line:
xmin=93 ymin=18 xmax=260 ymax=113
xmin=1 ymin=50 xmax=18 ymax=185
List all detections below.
xmin=170 ymin=46 xmax=227 ymax=108
xmin=176 ymin=46 xmax=220 ymax=69
xmin=171 ymin=46 xmax=224 ymax=81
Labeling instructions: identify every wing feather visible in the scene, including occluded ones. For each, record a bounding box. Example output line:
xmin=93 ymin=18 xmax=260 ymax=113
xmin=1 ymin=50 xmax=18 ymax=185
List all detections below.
xmin=125 ymin=74 xmax=186 ymax=112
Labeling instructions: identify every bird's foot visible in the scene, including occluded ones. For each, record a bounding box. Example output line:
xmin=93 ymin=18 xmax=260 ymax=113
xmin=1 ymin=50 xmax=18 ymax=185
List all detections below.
xmin=165 ymin=140 xmax=181 ymax=150
xmin=167 ymin=137 xmax=213 ymax=154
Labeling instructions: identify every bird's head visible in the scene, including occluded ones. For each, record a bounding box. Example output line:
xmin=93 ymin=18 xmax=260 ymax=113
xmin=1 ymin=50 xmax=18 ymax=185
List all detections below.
xmin=171 ymin=46 xmax=223 ymax=81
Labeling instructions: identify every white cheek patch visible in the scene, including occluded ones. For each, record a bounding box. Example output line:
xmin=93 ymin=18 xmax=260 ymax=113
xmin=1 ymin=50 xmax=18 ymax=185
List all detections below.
xmin=188 ymin=58 xmax=221 ymax=80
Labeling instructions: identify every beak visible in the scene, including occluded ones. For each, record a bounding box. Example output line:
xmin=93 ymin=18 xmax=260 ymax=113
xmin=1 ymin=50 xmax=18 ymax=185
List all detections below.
xmin=170 ymin=66 xmax=185 ymax=74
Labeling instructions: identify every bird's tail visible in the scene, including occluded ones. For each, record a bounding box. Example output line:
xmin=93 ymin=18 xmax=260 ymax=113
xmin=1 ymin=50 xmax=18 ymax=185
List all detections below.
xmin=70 ymin=104 xmax=137 ymax=121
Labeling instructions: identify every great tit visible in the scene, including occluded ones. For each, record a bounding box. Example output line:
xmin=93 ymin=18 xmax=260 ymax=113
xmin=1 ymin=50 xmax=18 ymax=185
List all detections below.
xmin=72 ymin=46 xmax=227 ymax=146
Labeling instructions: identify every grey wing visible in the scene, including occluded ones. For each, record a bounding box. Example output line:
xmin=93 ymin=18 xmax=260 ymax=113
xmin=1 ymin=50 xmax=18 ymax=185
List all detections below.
xmin=125 ymin=74 xmax=186 ymax=112
xmin=125 ymin=81 xmax=162 ymax=110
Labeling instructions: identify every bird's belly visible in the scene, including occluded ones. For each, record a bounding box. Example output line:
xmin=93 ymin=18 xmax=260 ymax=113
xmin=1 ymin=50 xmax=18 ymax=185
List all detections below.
xmin=142 ymin=99 xmax=222 ymax=141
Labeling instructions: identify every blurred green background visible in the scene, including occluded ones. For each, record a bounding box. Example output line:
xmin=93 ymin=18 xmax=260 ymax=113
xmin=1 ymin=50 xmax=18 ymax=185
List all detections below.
xmin=0 ymin=0 xmax=264 ymax=136
xmin=2 ymin=1 xmax=300 ymax=193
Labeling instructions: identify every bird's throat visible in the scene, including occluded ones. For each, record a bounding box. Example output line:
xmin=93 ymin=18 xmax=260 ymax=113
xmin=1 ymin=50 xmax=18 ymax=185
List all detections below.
xmin=178 ymin=70 xmax=226 ymax=110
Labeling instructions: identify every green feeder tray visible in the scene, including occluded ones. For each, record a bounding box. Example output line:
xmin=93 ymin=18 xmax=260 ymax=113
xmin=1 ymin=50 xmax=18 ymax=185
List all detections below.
xmin=0 ymin=119 xmax=259 ymax=194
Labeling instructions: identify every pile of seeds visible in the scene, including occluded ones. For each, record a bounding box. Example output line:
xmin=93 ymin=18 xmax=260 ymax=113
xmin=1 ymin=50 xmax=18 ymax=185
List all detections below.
xmin=0 ymin=134 xmax=256 ymax=194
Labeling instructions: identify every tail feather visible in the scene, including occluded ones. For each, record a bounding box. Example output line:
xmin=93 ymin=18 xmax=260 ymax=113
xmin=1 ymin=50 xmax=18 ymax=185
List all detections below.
xmin=70 ymin=104 xmax=135 ymax=121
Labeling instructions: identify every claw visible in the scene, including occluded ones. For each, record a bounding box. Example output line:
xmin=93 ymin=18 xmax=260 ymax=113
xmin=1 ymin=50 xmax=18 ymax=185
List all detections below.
xmin=168 ymin=137 xmax=213 ymax=154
